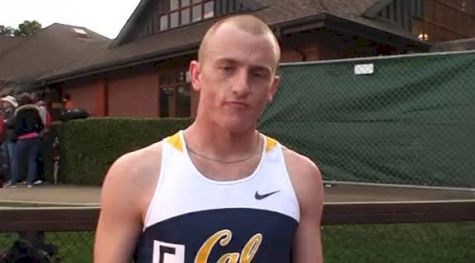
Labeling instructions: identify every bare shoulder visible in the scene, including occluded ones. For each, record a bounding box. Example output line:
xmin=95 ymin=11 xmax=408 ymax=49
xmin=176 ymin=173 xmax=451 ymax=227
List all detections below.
xmin=282 ymin=147 xmax=324 ymax=216
xmin=101 ymin=141 xmax=164 ymax=220
xmin=104 ymin=141 xmax=163 ymax=186
xmin=281 ymin=149 xmax=324 ymax=263
xmin=106 ymin=141 xmax=163 ymax=179
xmin=282 ymin=147 xmax=322 ymax=186
xmin=95 ymin=141 xmax=165 ymax=261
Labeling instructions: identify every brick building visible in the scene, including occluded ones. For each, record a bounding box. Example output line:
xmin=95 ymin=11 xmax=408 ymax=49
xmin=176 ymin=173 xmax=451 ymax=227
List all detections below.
xmin=0 ymin=24 xmax=111 ymax=117
xmin=1 ymin=0 xmax=475 ymax=118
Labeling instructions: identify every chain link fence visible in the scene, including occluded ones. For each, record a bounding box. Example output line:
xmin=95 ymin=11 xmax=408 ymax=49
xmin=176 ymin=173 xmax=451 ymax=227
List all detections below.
xmin=0 ymin=231 xmax=93 ymax=263
xmin=260 ymin=50 xmax=475 ymax=188
xmin=322 ymin=222 xmax=475 ymax=262
xmin=1 ymin=224 xmax=474 ymax=262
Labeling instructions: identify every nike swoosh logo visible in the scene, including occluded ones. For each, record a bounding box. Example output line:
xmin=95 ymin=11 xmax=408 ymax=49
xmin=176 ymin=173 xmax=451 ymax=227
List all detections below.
xmin=255 ymin=190 xmax=280 ymax=200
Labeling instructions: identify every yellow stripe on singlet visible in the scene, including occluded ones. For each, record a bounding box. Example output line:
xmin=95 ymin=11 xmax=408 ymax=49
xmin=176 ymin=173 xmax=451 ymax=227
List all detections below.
xmin=168 ymin=132 xmax=277 ymax=153
xmin=265 ymin=136 xmax=278 ymax=152
xmin=167 ymin=132 xmax=184 ymax=152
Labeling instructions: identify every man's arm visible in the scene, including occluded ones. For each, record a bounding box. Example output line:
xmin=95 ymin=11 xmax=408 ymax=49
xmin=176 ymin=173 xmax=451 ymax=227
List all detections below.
xmin=285 ymin=150 xmax=324 ymax=263
xmin=94 ymin=145 xmax=161 ymax=262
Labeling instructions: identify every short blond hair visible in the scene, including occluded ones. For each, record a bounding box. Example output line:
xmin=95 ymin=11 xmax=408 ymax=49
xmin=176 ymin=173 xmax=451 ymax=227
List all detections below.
xmin=198 ymin=15 xmax=281 ymax=65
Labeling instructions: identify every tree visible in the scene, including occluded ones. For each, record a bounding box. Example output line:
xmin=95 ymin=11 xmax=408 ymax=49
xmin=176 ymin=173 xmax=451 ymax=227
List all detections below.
xmin=0 ymin=25 xmax=14 ymax=36
xmin=0 ymin=20 xmax=42 ymax=37
xmin=13 ymin=20 xmax=42 ymax=37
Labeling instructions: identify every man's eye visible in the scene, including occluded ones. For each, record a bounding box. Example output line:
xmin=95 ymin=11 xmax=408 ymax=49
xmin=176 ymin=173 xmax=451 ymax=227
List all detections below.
xmin=251 ymin=71 xmax=266 ymax=78
xmin=220 ymin=66 xmax=234 ymax=72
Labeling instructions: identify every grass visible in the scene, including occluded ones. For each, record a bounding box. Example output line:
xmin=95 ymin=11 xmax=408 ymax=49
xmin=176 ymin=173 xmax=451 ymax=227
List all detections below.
xmin=323 ymin=222 xmax=475 ymax=263
xmin=1 ymin=223 xmax=474 ymax=262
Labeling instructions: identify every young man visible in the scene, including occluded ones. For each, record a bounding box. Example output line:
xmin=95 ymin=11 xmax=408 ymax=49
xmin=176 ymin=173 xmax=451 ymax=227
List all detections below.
xmin=95 ymin=15 xmax=324 ymax=262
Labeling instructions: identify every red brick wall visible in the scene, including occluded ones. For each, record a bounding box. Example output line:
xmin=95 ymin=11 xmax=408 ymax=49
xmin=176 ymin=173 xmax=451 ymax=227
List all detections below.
xmin=281 ymin=49 xmax=305 ymax=62
xmin=107 ymin=70 xmax=158 ymax=117
xmin=94 ymin=80 xmax=107 ymax=117
xmin=63 ymin=79 xmax=102 ymax=116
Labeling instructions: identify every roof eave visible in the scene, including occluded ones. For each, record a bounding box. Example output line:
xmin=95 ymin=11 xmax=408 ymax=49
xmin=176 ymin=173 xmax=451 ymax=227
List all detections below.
xmin=110 ymin=0 xmax=149 ymax=47
xmin=41 ymin=12 xmax=431 ymax=85
xmin=363 ymin=0 xmax=393 ymax=18
xmin=38 ymin=43 xmax=199 ymax=85
xmin=324 ymin=13 xmax=430 ymax=50
xmin=273 ymin=12 xmax=429 ymax=49
xmin=40 ymin=14 xmax=330 ymax=85
xmin=272 ymin=13 xmax=327 ymax=35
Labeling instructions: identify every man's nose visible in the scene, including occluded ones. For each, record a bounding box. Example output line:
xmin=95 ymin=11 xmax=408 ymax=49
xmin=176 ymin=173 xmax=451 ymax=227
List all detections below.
xmin=231 ymin=70 xmax=251 ymax=96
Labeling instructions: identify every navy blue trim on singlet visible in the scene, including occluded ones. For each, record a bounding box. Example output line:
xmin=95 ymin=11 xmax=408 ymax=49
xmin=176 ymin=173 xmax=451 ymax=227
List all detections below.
xmin=134 ymin=208 xmax=298 ymax=262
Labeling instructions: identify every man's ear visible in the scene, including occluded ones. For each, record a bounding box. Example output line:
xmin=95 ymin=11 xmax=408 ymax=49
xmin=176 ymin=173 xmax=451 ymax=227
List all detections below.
xmin=189 ymin=60 xmax=201 ymax=92
xmin=268 ymin=75 xmax=280 ymax=102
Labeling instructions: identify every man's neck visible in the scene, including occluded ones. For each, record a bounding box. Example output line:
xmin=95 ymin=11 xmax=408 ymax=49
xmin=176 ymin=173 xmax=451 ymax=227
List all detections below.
xmin=183 ymin=122 xmax=260 ymax=162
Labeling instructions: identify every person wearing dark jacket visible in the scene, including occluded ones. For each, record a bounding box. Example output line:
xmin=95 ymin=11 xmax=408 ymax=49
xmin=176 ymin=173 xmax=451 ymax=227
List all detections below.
xmin=1 ymin=95 xmax=18 ymax=178
xmin=5 ymin=94 xmax=44 ymax=187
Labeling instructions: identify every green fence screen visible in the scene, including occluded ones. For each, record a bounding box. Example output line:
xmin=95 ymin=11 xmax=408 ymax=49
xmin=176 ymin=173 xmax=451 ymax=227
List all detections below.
xmin=259 ymin=51 xmax=475 ymax=187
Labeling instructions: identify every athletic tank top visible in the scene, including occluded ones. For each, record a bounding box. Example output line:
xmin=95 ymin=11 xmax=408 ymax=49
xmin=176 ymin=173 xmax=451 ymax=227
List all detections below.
xmin=134 ymin=131 xmax=300 ymax=263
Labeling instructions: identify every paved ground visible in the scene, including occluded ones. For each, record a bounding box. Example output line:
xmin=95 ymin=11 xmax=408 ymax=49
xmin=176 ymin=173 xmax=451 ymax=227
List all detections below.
xmin=1 ymin=182 xmax=474 ymax=207
xmin=323 ymin=182 xmax=475 ymax=203
xmin=0 ymin=184 xmax=100 ymax=206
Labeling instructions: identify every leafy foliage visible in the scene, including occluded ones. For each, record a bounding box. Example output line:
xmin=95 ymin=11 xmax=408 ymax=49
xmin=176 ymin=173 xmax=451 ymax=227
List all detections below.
xmin=0 ymin=25 xmax=14 ymax=36
xmin=0 ymin=20 xmax=42 ymax=37
xmin=45 ymin=118 xmax=192 ymax=186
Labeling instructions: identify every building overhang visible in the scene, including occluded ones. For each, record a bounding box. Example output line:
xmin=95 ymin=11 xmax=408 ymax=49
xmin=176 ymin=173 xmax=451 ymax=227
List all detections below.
xmin=40 ymin=12 xmax=430 ymax=86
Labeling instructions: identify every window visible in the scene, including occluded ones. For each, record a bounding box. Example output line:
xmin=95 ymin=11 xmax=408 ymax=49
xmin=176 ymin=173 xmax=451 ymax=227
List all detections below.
xmin=204 ymin=1 xmax=214 ymax=18
xmin=159 ymin=0 xmax=214 ymax=31
xmin=170 ymin=0 xmax=179 ymax=10
xmin=170 ymin=11 xmax=179 ymax=28
xmin=192 ymin=5 xmax=202 ymax=22
xmin=73 ymin=28 xmax=89 ymax=39
xmin=73 ymin=28 xmax=87 ymax=35
xmin=176 ymin=85 xmax=191 ymax=117
xmin=159 ymin=71 xmax=192 ymax=118
xmin=160 ymin=15 xmax=168 ymax=31
xmin=181 ymin=9 xmax=190 ymax=25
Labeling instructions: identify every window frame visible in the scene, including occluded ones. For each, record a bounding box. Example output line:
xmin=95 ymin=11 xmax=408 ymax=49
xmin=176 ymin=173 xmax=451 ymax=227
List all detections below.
xmin=158 ymin=71 xmax=192 ymax=118
xmin=159 ymin=0 xmax=214 ymax=32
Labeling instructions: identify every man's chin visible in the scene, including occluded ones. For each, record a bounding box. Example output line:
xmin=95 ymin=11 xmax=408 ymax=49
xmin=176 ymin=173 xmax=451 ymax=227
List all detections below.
xmin=220 ymin=118 xmax=255 ymax=133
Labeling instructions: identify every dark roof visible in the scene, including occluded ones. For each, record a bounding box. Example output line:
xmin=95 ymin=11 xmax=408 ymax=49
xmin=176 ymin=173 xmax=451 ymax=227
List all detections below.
xmin=111 ymin=0 xmax=149 ymax=48
xmin=432 ymin=38 xmax=475 ymax=52
xmin=31 ymin=0 xmax=425 ymax=85
xmin=112 ymin=0 xmax=267 ymax=48
xmin=0 ymin=23 xmax=110 ymax=85
xmin=0 ymin=35 xmax=26 ymax=60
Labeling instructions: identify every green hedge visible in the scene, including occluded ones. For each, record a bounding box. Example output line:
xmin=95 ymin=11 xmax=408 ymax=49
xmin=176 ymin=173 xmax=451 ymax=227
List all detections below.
xmin=45 ymin=118 xmax=192 ymax=186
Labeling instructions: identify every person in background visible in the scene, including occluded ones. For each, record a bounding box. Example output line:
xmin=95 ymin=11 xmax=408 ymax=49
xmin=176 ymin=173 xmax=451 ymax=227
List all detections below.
xmin=63 ymin=94 xmax=73 ymax=111
xmin=0 ymin=112 xmax=4 ymax=185
xmin=0 ymin=95 xmax=18 ymax=181
xmin=5 ymin=93 xmax=44 ymax=188
xmin=32 ymin=92 xmax=52 ymax=185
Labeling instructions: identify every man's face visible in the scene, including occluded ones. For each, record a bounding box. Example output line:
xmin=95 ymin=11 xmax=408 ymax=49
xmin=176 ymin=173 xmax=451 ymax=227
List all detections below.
xmin=190 ymin=23 xmax=279 ymax=132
